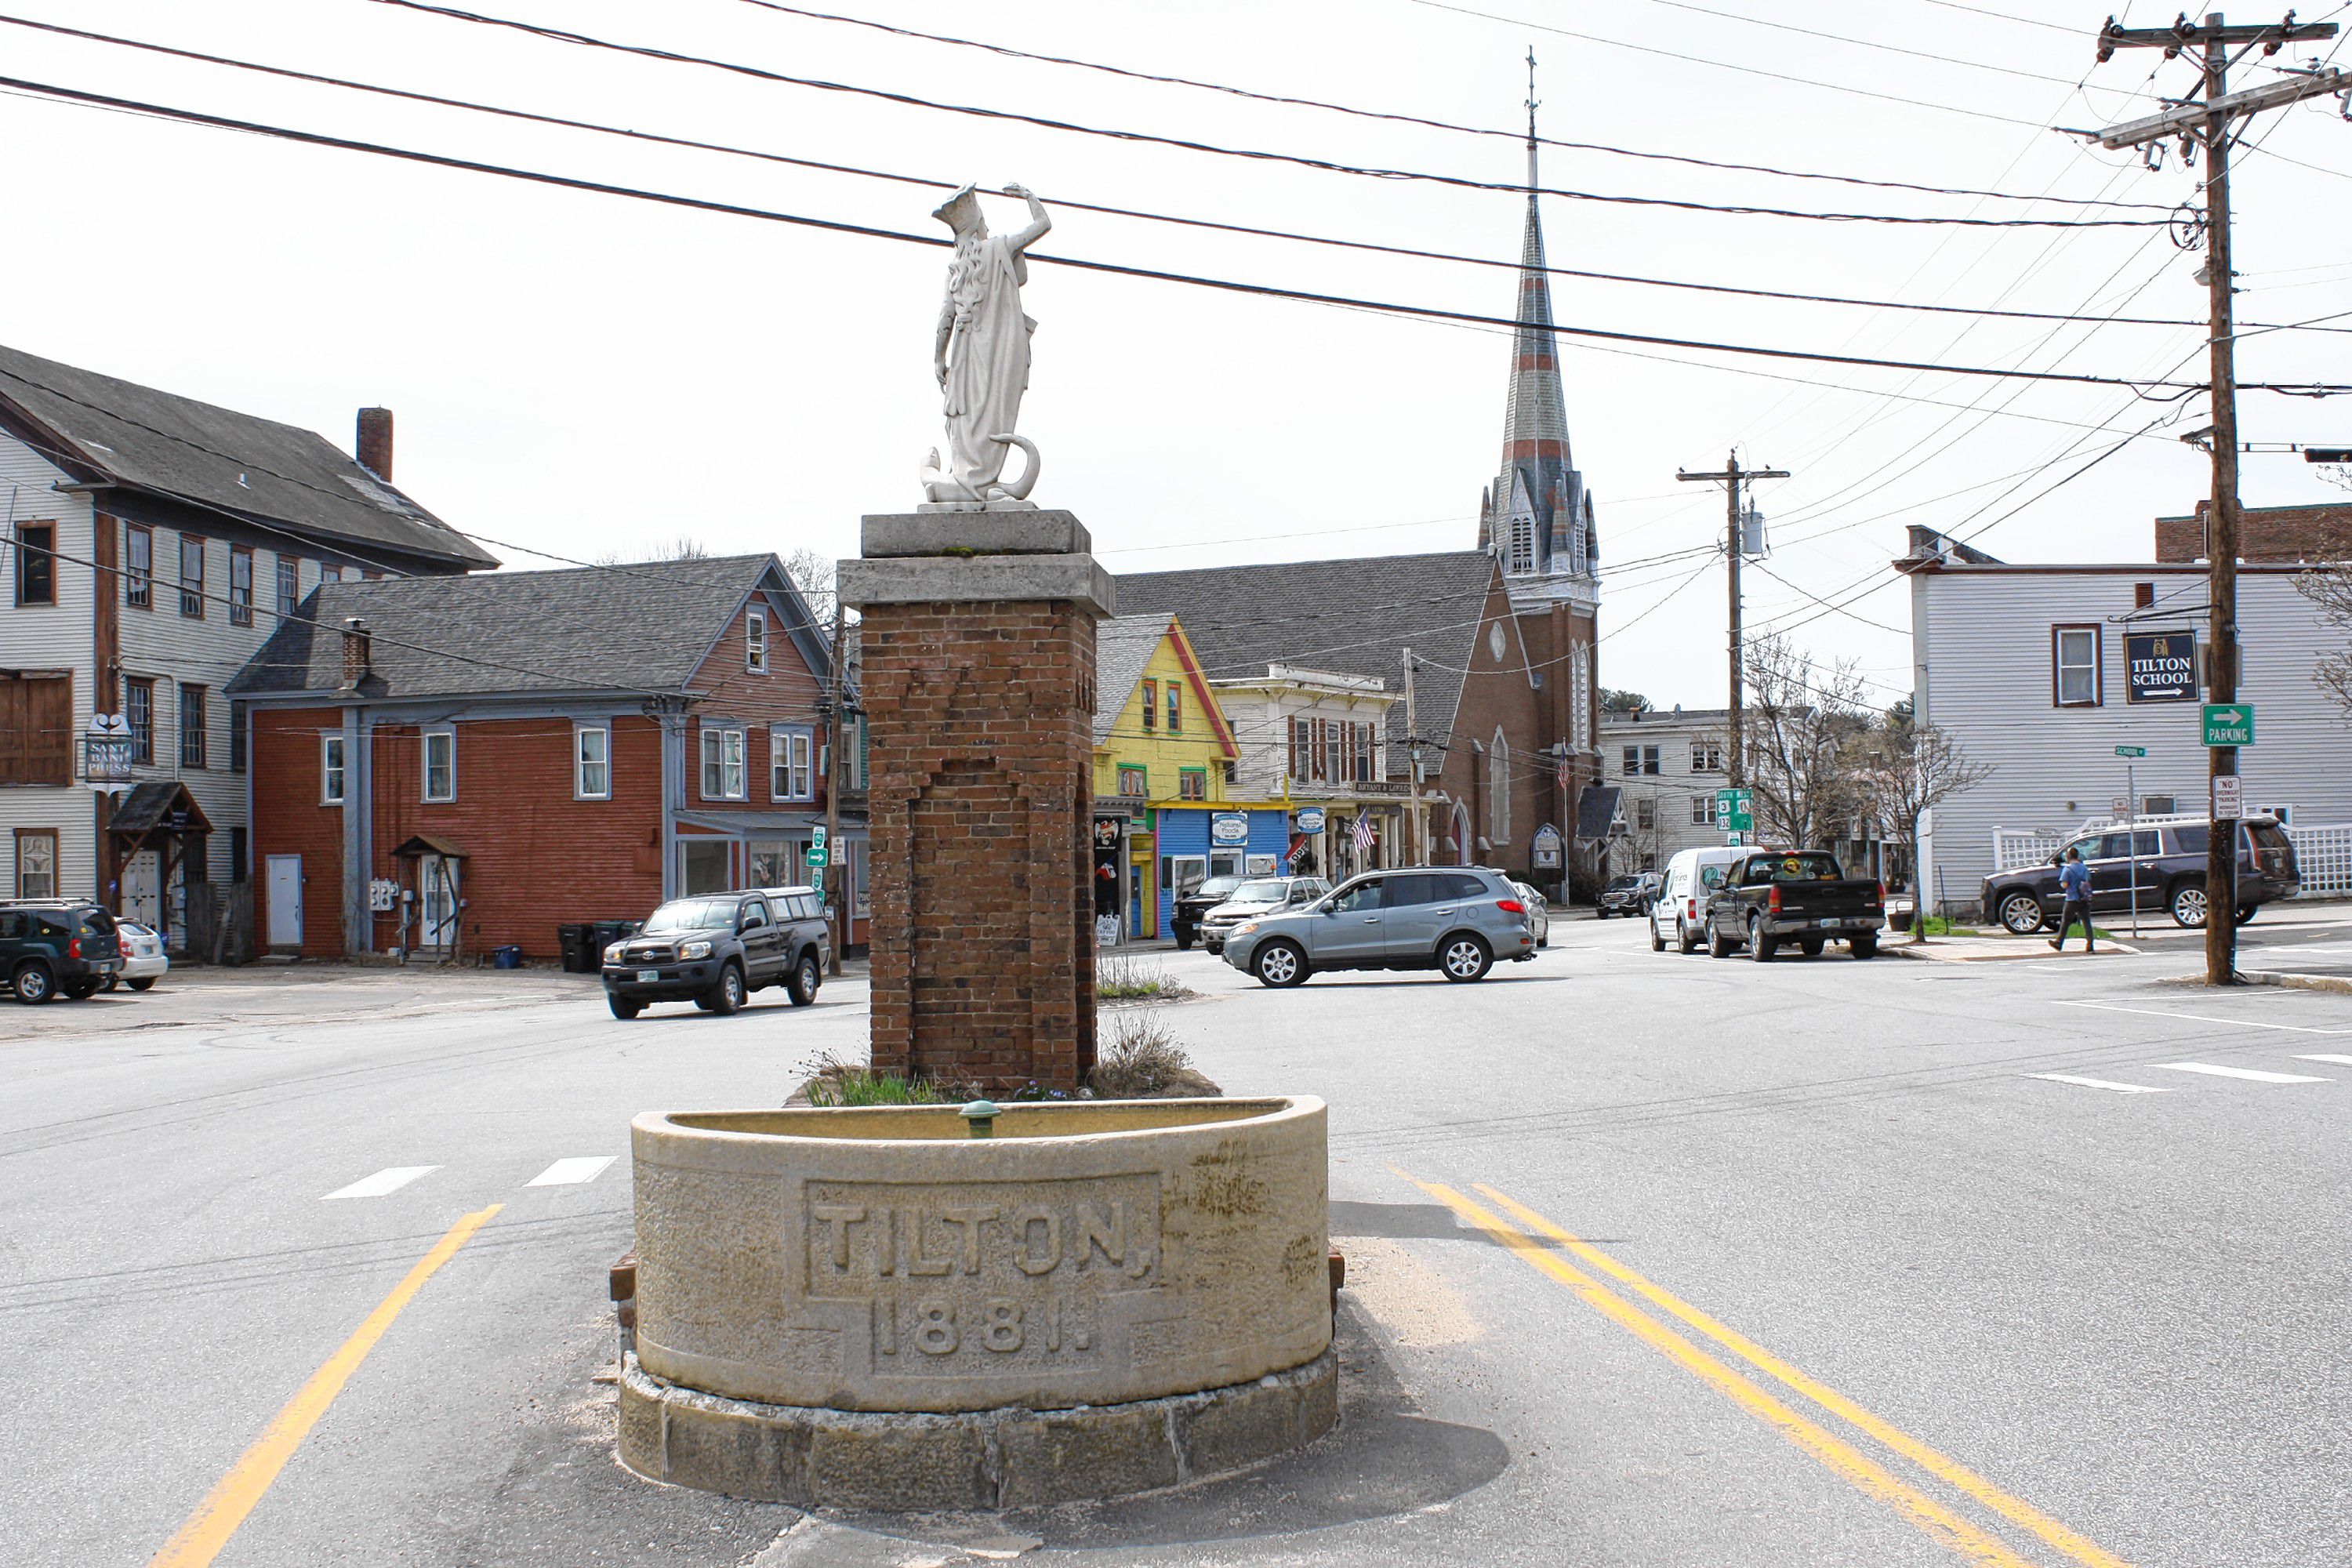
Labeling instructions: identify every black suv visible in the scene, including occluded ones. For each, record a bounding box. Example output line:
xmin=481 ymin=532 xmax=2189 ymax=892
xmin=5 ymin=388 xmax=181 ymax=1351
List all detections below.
xmin=601 ymin=888 xmax=830 ymax=1019
xmin=1171 ymin=875 xmax=1247 ymax=950
xmin=1980 ymin=817 xmax=2299 ymax=934
xmin=1 ymin=901 xmax=124 ymax=1004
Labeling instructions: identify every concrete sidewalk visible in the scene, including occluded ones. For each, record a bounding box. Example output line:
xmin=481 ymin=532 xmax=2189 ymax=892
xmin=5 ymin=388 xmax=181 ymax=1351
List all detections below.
xmin=1889 ymin=933 xmax=2140 ymax=963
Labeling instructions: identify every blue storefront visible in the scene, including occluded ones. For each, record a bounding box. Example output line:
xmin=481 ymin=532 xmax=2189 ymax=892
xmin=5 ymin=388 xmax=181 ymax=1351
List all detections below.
xmin=1147 ymin=805 xmax=1294 ymax=938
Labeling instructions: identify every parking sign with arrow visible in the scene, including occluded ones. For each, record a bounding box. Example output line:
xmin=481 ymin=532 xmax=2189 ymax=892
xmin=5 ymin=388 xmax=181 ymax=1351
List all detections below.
xmin=2201 ymin=704 xmax=2255 ymax=747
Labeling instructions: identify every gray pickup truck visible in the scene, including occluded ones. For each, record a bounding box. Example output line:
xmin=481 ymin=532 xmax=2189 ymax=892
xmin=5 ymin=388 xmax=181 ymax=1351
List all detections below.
xmin=1703 ymin=850 xmax=1885 ymax=961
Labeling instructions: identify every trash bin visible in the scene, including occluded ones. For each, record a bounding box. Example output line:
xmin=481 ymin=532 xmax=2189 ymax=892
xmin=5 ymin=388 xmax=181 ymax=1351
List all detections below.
xmin=557 ymin=923 xmax=592 ymax=974
xmin=492 ymin=944 xmax=524 ymax=969
xmin=593 ymin=920 xmax=635 ymax=954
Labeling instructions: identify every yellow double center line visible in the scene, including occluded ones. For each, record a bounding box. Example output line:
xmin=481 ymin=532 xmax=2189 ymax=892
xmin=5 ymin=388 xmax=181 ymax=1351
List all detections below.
xmin=1404 ymin=1175 xmax=2130 ymax=1568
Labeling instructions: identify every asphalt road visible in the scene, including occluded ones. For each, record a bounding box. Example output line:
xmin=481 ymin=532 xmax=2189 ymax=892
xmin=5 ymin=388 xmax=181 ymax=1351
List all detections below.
xmin=5 ymin=916 xmax=2351 ymax=1567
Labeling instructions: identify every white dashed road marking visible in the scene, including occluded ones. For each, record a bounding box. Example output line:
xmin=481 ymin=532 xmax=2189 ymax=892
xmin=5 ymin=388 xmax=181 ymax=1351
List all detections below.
xmin=2147 ymin=1062 xmax=2332 ymax=1083
xmin=322 ymin=1165 xmax=440 ymax=1200
xmin=525 ymin=1156 xmax=617 ymax=1187
xmin=2024 ymin=1073 xmax=2172 ymax=1094
xmin=2057 ymin=1000 xmax=2352 ymax=1036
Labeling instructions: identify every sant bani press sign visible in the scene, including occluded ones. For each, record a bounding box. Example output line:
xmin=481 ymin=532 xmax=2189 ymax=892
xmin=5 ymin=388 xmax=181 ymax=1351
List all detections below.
xmin=2124 ymin=631 xmax=2198 ymax=703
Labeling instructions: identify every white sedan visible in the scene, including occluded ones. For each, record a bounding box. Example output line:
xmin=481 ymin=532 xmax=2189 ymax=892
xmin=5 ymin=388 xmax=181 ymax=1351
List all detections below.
xmin=104 ymin=920 xmax=169 ymax=993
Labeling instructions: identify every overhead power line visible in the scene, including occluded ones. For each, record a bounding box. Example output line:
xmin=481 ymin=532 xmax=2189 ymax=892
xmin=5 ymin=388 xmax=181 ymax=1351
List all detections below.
xmin=721 ymin=0 xmax=2171 ymax=209
xmin=362 ymin=0 xmax=2161 ymax=228
xmin=16 ymin=15 xmax=2321 ymax=335
xmin=17 ymin=74 xmax=2347 ymax=398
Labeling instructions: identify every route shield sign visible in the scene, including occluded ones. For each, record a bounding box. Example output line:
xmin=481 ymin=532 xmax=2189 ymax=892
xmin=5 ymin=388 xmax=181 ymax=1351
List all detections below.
xmin=1714 ymin=788 xmax=1755 ymax=832
xmin=2202 ymin=703 xmax=2255 ymax=747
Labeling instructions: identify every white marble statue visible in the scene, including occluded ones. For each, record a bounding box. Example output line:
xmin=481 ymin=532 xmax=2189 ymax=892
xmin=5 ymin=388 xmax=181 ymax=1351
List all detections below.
xmin=921 ymin=183 xmax=1049 ymax=510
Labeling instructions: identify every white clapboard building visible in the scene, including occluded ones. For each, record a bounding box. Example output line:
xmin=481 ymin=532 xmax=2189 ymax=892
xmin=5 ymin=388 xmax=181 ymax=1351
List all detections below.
xmin=1903 ymin=525 xmax=2352 ymax=914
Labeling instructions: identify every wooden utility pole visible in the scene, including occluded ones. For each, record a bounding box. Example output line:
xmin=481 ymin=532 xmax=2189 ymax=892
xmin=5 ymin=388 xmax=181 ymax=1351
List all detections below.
xmin=2089 ymin=9 xmax=2341 ymax=985
xmin=1679 ymin=452 xmax=1789 ymax=798
xmin=1402 ymin=645 xmax=1423 ymax=866
xmin=824 ymin=597 xmax=846 ymax=976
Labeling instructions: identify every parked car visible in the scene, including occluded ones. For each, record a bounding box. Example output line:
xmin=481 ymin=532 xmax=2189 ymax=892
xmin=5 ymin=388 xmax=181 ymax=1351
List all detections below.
xmin=1979 ymin=815 xmax=2299 ymax=933
xmin=1171 ymin=875 xmax=1248 ymax=950
xmin=1596 ymin=873 xmax=1660 ymax=920
xmin=601 ymin=888 xmax=829 ymax=1019
xmin=103 ymin=920 xmax=169 ymax=992
xmin=1199 ymin=877 xmax=1331 ymax=955
xmin=1702 ymin=850 xmax=1886 ymax=960
xmin=0 ymin=900 xmax=124 ymax=1004
xmin=1509 ymin=880 xmax=1551 ymax=946
xmin=1649 ymin=845 xmax=1748 ymax=954
xmin=1221 ymin=868 xmax=1536 ymax=987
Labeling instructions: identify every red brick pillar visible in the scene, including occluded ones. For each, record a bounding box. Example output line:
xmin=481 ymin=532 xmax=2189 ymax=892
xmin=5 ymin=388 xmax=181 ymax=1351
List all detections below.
xmin=839 ymin=512 xmax=1115 ymax=1091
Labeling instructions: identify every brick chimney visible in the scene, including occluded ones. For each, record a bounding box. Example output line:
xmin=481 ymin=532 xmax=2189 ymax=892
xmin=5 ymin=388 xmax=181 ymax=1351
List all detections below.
xmin=356 ymin=407 xmax=394 ymax=480
xmin=340 ymin=617 xmax=372 ymax=689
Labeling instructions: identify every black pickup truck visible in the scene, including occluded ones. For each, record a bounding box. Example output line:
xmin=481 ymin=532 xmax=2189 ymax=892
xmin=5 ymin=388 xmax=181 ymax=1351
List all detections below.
xmin=1703 ymin=850 xmax=1885 ymax=961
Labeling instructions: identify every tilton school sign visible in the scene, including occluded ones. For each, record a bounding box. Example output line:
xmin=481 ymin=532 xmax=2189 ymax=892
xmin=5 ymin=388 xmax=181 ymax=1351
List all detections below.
xmin=2124 ymin=631 xmax=2198 ymax=703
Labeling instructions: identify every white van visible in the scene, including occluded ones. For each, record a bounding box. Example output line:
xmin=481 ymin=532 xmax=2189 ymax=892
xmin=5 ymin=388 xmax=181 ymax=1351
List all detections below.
xmin=1650 ymin=845 xmax=1748 ymax=954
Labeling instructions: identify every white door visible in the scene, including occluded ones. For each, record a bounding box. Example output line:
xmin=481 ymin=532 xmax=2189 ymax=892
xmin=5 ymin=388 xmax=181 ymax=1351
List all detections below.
xmin=419 ymin=855 xmax=459 ymax=949
xmin=266 ymin=855 xmax=302 ymax=947
xmin=122 ymin=851 xmax=162 ymax=928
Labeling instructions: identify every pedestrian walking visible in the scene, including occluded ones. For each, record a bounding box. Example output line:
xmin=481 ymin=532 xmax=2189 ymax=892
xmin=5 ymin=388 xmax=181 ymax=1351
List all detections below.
xmin=2049 ymin=847 xmax=2095 ymax=953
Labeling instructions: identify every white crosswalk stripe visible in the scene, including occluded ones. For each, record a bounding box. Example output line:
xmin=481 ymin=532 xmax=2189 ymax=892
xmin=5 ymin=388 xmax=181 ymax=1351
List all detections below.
xmin=2024 ymin=1073 xmax=2172 ymax=1094
xmin=525 ymin=1156 xmax=618 ymax=1187
xmin=322 ymin=1165 xmax=440 ymax=1200
xmin=2292 ymin=1054 xmax=2352 ymax=1066
xmin=2148 ymin=1062 xmax=2332 ymax=1083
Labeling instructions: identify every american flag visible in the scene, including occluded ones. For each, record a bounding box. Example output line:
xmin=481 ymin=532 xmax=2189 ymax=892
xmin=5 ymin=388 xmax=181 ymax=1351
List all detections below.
xmin=1352 ymin=813 xmax=1376 ymax=859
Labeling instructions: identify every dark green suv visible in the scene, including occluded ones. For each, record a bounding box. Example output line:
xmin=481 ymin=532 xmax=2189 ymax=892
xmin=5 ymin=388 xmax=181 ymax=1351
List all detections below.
xmin=0 ymin=901 xmax=124 ymax=1004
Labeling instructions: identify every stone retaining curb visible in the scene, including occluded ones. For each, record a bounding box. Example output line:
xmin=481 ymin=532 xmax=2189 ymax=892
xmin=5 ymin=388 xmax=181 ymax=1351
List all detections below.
xmin=619 ymin=1345 xmax=1338 ymax=1508
xmin=2238 ymin=969 xmax=2352 ymax=996
xmin=1889 ymin=939 xmax=2140 ymax=963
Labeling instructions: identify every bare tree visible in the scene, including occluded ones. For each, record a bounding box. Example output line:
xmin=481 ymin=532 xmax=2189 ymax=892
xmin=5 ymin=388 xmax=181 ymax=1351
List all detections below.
xmin=593 ymin=535 xmax=709 ymax=566
xmin=780 ymin=546 xmax=839 ymax=626
xmin=1850 ymin=708 xmax=1994 ymax=941
xmin=1742 ymin=633 xmax=1871 ymax=850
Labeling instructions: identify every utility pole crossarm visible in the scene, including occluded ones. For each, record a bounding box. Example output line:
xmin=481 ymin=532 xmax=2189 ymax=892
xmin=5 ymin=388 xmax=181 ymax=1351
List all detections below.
xmin=2090 ymin=66 xmax=2348 ymax=148
xmin=1678 ymin=456 xmax=1791 ymax=808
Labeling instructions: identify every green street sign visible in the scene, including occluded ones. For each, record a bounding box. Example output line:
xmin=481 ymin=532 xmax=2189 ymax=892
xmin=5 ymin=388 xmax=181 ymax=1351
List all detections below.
xmin=2114 ymin=745 xmax=2147 ymax=758
xmin=806 ymin=844 xmax=830 ymax=866
xmin=2201 ymin=703 xmax=2255 ymax=747
xmin=1714 ymin=787 xmax=1755 ymax=832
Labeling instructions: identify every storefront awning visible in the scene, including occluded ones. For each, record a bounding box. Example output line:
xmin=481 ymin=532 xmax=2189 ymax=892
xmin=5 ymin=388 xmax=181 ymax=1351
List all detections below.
xmin=390 ymin=833 xmax=467 ymax=859
xmin=106 ymin=781 xmax=212 ymax=840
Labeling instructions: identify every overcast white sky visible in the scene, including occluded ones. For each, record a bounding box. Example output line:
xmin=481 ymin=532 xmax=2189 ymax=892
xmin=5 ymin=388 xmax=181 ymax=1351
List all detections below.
xmin=3 ymin=0 xmax=2347 ymax=708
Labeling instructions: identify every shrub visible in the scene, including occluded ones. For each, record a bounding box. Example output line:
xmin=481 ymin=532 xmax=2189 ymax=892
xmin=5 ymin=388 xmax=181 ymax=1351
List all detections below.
xmin=796 ymin=1051 xmax=955 ymax=1107
xmin=1089 ymin=1009 xmax=1218 ymax=1099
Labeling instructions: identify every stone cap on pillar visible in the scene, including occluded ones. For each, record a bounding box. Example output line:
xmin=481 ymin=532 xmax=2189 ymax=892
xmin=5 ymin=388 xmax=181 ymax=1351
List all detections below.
xmin=840 ymin=510 xmax=1115 ymax=617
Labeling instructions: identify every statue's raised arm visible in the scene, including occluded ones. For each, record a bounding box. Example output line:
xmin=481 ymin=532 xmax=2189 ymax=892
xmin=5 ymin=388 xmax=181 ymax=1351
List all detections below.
xmin=920 ymin=183 xmax=1048 ymax=511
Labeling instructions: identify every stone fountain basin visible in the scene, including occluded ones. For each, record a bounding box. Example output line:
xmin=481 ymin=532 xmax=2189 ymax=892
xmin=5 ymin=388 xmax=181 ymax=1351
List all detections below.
xmin=630 ymin=1097 xmax=1330 ymax=1416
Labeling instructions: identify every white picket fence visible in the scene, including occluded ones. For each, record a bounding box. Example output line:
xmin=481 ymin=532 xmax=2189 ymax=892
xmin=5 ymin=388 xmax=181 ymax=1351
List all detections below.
xmin=1991 ymin=822 xmax=2352 ymax=897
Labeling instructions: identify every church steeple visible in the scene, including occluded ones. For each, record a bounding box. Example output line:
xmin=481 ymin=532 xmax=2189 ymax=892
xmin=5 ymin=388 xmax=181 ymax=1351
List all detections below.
xmin=1481 ymin=51 xmax=1594 ymax=589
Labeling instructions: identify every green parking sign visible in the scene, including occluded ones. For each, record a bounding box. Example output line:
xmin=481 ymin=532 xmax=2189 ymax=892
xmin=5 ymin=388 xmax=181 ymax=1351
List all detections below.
xmin=2202 ymin=703 xmax=2255 ymax=747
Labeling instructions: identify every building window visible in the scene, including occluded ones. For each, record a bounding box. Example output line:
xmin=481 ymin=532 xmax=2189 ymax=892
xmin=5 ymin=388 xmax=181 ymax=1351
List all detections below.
xmin=1636 ymin=797 xmax=1656 ymax=830
xmin=2053 ymin=625 xmax=2101 ymax=707
xmin=1178 ymin=768 xmax=1207 ymax=801
xmin=228 ymin=545 xmax=253 ymax=626
xmin=770 ymin=728 xmax=813 ymax=800
xmin=1570 ymin=644 xmax=1592 ymax=751
xmin=1488 ymin=730 xmax=1510 ymax=844
xmin=277 ymin=554 xmax=301 ymax=618
xmin=125 ymin=677 xmax=154 ymax=764
xmin=1354 ymin=724 xmax=1375 ymax=783
xmin=0 ymin=675 xmax=72 ymax=784
xmin=14 ymin=829 xmax=57 ymax=899
xmin=423 ymin=729 xmax=456 ymax=801
xmin=746 ymin=612 xmax=768 ymax=673
xmin=1167 ymin=682 xmax=1182 ymax=733
xmin=1693 ymin=795 xmax=1719 ymax=826
xmin=15 ymin=521 xmax=55 ymax=606
xmin=321 ymin=734 xmax=347 ymax=804
xmin=180 ymin=535 xmax=205 ymax=618
xmin=1692 ymin=742 xmax=1724 ymax=773
xmin=699 ymin=725 xmax=745 ymax=800
xmin=1621 ymin=744 xmax=1659 ymax=775
xmin=1140 ymin=678 xmax=1156 ymax=731
xmin=572 ymin=724 xmax=609 ymax=800
xmin=178 ymin=684 xmax=207 ymax=769
xmin=1118 ymin=764 xmax=1148 ymax=799
xmin=229 ymin=702 xmax=246 ymax=775
xmin=126 ymin=524 xmax=152 ymax=609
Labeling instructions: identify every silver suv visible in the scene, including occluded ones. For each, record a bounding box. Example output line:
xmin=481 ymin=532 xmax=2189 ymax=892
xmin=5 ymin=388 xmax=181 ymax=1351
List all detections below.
xmin=1221 ymin=868 xmax=1537 ymax=987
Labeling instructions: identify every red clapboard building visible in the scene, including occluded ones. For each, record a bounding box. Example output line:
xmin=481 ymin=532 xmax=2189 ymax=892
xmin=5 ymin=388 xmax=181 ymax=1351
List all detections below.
xmin=229 ymin=554 xmax=862 ymax=961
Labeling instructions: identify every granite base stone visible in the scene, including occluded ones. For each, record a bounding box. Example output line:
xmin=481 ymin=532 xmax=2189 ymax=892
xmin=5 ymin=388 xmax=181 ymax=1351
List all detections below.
xmin=618 ymin=1347 xmax=1338 ymax=1509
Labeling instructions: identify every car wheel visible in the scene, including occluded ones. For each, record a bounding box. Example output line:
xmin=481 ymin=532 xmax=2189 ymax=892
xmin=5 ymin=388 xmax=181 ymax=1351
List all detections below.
xmin=1254 ymin=940 xmax=1308 ymax=989
xmin=1851 ymin=935 xmax=1878 ymax=960
xmin=1708 ymin=923 xmax=1735 ymax=959
xmin=2236 ymin=903 xmax=2259 ymax=924
xmin=2169 ymin=881 xmax=2208 ymax=929
xmin=608 ymin=993 xmax=641 ymax=1020
xmin=1747 ymin=917 xmax=1777 ymax=962
xmin=1799 ymin=938 xmax=1824 ymax=956
xmin=13 ymin=962 xmax=55 ymax=1004
xmin=125 ymin=977 xmax=155 ymax=992
xmin=1439 ymin=935 xmax=1492 ymax=982
xmin=706 ymin=962 xmax=746 ymax=1015
xmin=1649 ymin=920 xmax=1666 ymax=953
xmin=1677 ymin=919 xmax=1700 ymax=956
xmin=100 ymin=972 xmax=118 ymax=993
xmin=1997 ymin=891 xmax=2048 ymax=936
xmin=63 ymin=979 xmax=100 ymax=1000
xmin=786 ymin=952 xmax=821 ymax=1007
